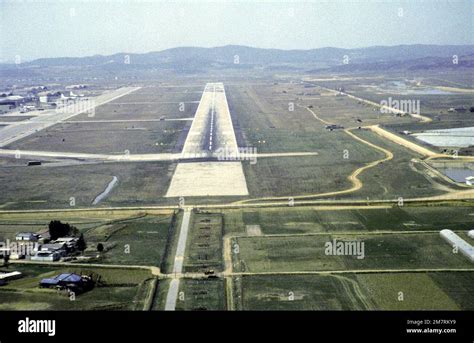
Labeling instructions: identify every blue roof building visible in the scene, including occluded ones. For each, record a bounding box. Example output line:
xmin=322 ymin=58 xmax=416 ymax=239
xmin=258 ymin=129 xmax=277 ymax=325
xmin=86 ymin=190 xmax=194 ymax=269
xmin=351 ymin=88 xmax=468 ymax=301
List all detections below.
xmin=40 ymin=273 xmax=83 ymax=287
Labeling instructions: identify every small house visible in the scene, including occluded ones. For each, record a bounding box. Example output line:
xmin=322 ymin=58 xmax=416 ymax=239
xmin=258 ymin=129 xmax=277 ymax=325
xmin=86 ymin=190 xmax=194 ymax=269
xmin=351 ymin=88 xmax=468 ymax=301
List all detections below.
xmin=40 ymin=243 xmax=67 ymax=256
xmin=40 ymin=273 xmax=94 ymax=293
xmin=54 ymin=237 xmax=79 ymax=251
xmin=15 ymin=232 xmax=40 ymax=242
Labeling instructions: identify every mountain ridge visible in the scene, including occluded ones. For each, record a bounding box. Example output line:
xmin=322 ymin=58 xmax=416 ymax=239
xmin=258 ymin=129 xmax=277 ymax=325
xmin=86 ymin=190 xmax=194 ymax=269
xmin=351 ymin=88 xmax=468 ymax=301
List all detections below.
xmin=18 ymin=44 xmax=474 ymax=68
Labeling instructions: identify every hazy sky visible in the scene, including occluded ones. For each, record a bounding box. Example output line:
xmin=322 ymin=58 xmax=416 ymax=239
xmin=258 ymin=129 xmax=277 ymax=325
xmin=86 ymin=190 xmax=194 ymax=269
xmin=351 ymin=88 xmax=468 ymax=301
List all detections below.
xmin=1 ymin=0 xmax=472 ymax=61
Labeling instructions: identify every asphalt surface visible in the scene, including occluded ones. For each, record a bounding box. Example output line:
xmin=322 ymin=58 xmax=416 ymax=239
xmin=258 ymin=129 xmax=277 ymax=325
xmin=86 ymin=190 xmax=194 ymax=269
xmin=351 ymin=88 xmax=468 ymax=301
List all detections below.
xmin=165 ymin=208 xmax=191 ymax=311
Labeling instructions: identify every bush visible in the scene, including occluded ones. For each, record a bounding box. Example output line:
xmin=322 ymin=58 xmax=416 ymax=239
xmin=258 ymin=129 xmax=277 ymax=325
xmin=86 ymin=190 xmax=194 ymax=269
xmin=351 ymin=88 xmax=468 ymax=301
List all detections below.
xmin=97 ymin=243 xmax=104 ymax=252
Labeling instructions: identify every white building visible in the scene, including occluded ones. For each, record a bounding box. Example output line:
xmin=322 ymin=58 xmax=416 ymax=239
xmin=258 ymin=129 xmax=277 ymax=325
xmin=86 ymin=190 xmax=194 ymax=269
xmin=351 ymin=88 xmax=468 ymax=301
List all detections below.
xmin=54 ymin=237 xmax=79 ymax=250
xmin=466 ymin=176 xmax=474 ymax=186
xmin=440 ymin=229 xmax=474 ymax=263
xmin=38 ymin=92 xmax=61 ymax=103
xmin=66 ymin=84 xmax=87 ymax=89
xmin=0 ymin=104 xmax=13 ymax=113
xmin=15 ymin=232 xmax=40 ymax=241
xmin=31 ymin=251 xmax=60 ymax=262
xmin=0 ymin=271 xmax=22 ymax=281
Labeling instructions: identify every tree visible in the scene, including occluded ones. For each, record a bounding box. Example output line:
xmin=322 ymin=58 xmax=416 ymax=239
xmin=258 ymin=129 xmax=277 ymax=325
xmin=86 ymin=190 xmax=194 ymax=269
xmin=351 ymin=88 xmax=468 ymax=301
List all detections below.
xmin=3 ymin=253 xmax=9 ymax=268
xmin=48 ymin=220 xmax=72 ymax=240
xmin=77 ymin=233 xmax=86 ymax=253
xmin=97 ymin=243 xmax=104 ymax=253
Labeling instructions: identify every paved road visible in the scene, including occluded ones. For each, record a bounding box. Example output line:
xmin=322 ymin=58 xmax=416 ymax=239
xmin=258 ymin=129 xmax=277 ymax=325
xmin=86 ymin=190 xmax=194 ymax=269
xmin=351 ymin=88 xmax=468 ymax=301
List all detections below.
xmin=369 ymin=125 xmax=438 ymax=157
xmin=0 ymin=148 xmax=317 ymax=163
xmin=231 ymin=268 xmax=474 ymax=277
xmin=0 ymin=118 xmax=193 ymax=126
xmin=0 ymin=148 xmax=180 ymax=162
xmin=0 ymin=87 xmax=140 ymax=147
xmin=165 ymin=208 xmax=192 ymax=311
xmin=165 ymin=279 xmax=181 ymax=311
xmin=315 ymin=85 xmax=432 ymax=123
xmin=173 ymin=208 xmax=191 ymax=274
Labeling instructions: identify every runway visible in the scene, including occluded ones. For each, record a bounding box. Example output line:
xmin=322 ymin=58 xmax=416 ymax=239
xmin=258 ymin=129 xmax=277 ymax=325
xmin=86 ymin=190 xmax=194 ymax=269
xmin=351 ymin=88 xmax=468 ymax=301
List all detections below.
xmin=166 ymin=83 xmax=249 ymax=197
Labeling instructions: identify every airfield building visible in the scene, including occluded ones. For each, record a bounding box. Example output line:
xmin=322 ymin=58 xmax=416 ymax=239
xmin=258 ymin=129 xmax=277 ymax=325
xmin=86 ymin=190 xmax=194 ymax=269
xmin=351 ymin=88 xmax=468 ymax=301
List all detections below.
xmin=440 ymin=229 xmax=474 ymax=263
xmin=0 ymin=95 xmax=24 ymax=109
xmin=38 ymin=92 xmax=61 ymax=103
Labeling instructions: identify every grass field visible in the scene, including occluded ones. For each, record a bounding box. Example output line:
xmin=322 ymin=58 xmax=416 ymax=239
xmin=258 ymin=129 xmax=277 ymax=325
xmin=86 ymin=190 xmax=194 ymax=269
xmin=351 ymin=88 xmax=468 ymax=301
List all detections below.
xmin=223 ymin=206 xmax=474 ymax=235
xmin=238 ymin=272 xmax=473 ymax=310
xmin=183 ymin=211 xmax=223 ymax=273
xmin=1 ymin=205 xmax=473 ymax=311
xmin=0 ymin=265 xmax=153 ymax=310
xmin=151 ymin=278 xmax=170 ymax=310
xmin=175 ymin=278 xmax=225 ymax=310
xmin=9 ymin=121 xmax=187 ymax=154
xmin=227 ymin=83 xmax=405 ymax=153
xmin=77 ymin=85 xmax=201 ymax=121
xmin=341 ymin=129 xmax=448 ymax=200
xmin=0 ymin=161 xmax=176 ymax=209
xmin=239 ymin=274 xmax=372 ymax=310
xmin=244 ymin=154 xmax=355 ymax=198
xmin=355 ymin=272 xmax=471 ymax=310
xmin=227 ymin=82 xmax=447 ymax=199
xmin=85 ymin=214 xmax=173 ymax=266
xmin=0 ymin=212 xmax=160 ymax=242
xmin=233 ymin=233 xmax=472 ymax=273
